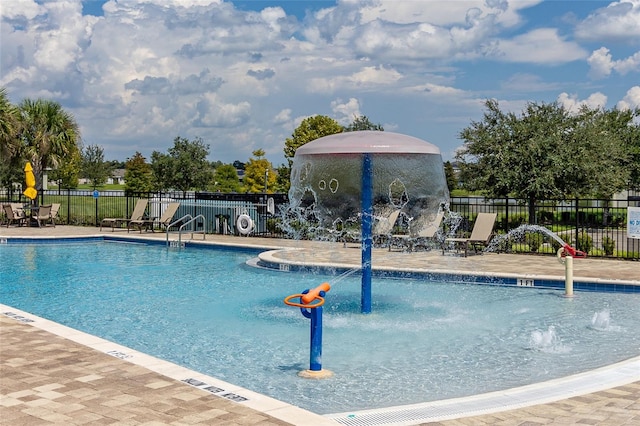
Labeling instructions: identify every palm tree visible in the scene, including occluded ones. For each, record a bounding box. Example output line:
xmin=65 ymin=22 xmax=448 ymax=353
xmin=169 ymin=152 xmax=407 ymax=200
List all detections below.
xmin=0 ymin=88 xmax=19 ymax=149
xmin=18 ymin=98 xmax=81 ymax=194
xmin=0 ymin=88 xmax=22 ymax=193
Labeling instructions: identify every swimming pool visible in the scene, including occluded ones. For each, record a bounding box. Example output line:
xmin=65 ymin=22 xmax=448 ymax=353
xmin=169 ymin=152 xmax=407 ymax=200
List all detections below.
xmin=1 ymin=240 xmax=639 ymax=415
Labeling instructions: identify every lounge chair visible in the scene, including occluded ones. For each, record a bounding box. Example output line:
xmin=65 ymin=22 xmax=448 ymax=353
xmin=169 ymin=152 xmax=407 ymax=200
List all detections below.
xmin=443 ymin=212 xmax=497 ymax=257
xmin=372 ymin=208 xmax=401 ymax=247
xmin=3 ymin=204 xmax=27 ymax=227
xmin=49 ymin=203 xmax=61 ymax=226
xmin=32 ymin=204 xmax=52 ymax=227
xmin=390 ymin=210 xmax=444 ymax=252
xmin=128 ymin=202 xmax=180 ymax=233
xmin=100 ymin=199 xmax=148 ymax=231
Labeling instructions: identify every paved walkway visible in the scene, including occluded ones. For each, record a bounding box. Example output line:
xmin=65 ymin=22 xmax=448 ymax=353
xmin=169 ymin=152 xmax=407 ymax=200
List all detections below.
xmin=1 ymin=226 xmax=639 ymax=425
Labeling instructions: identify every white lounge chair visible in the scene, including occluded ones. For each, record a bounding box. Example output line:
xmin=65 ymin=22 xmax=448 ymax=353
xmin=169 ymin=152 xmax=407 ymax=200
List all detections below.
xmin=443 ymin=212 xmax=497 ymax=257
xmin=129 ymin=202 xmax=180 ymax=233
xmin=100 ymin=199 xmax=148 ymax=231
xmin=32 ymin=204 xmax=52 ymax=227
xmin=390 ymin=210 xmax=444 ymax=252
xmin=372 ymin=208 xmax=401 ymax=248
xmin=3 ymin=204 xmax=27 ymax=227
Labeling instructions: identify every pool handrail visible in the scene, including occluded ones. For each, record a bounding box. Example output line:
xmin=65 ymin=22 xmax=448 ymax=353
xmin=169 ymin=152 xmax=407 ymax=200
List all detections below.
xmin=165 ymin=214 xmax=206 ymax=247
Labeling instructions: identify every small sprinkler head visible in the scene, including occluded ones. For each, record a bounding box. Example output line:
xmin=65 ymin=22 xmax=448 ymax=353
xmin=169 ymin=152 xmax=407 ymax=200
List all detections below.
xmin=562 ymin=244 xmax=587 ymax=258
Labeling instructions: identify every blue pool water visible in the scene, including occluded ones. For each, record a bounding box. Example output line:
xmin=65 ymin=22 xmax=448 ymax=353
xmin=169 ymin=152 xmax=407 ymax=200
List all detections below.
xmin=1 ymin=240 xmax=639 ymax=415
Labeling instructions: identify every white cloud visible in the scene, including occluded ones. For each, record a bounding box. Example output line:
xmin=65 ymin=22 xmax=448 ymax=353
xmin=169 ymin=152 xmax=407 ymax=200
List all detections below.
xmin=196 ymin=94 xmax=251 ymax=128
xmin=495 ymin=28 xmax=587 ymax=64
xmin=273 ymin=109 xmax=292 ymax=125
xmin=309 ymin=65 xmax=402 ymax=93
xmin=575 ymin=0 xmax=640 ymax=42
xmin=588 ymin=47 xmax=615 ymax=79
xmin=617 ymin=86 xmax=640 ymax=110
xmin=2 ymin=0 xmax=637 ymax=164
xmin=0 ymin=0 xmax=44 ymax=19
xmin=357 ymin=0 xmax=542 ymax=27
xmin=403 ymin=83 xmax=469 ymax=98
xmin=331 ymin=97 xmax=361 ymax=124
xmin=557 ymin=92 xmax=608 ymax=114
xmin=588 ymin=47 xmax=640 ymax=79
xmin=0 ymin=0 xmax=97 ymax=78
xmin=615 ymin=51 xmax=640 ymax=74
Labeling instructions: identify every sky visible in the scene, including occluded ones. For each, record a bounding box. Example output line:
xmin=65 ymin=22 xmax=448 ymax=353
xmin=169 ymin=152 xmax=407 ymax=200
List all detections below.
xmin=1 ymin=0 xmax=639 ymax=166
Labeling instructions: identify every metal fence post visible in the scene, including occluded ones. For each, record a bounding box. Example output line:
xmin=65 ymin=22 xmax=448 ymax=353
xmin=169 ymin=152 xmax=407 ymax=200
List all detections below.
xmin=66 ymin=190 xmax=70 ymax=225
xmin=574 ymin=197 xmax=579 ymax=246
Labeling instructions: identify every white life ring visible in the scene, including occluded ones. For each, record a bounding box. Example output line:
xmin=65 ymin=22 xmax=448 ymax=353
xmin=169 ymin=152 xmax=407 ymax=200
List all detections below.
xmin=236 ymin=214 xmax=254 ymax=235
xmin=267 ymin=197 xmax=275 ymax=215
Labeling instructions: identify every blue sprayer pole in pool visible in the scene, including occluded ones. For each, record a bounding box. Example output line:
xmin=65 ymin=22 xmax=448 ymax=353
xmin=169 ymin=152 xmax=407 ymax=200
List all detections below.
xmin=283 ymin=283 xmax=333 ymax=378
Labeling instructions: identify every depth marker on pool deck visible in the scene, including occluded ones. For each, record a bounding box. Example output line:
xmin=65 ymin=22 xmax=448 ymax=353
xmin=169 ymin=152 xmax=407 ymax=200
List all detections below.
xmin=182 ymin=378 xmax=249 ymax=402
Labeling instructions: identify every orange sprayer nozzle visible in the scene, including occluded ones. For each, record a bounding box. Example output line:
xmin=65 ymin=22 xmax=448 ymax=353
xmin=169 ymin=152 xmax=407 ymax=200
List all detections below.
xmin=301 ymin=282 xmax=331 ymax=305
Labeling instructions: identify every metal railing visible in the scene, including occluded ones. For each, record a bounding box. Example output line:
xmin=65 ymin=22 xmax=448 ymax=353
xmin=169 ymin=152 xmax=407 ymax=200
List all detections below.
xmin=165 ymin=214 xmax=206 ymax=247
xmin=448 ymin=196 xmax=639 ymax=260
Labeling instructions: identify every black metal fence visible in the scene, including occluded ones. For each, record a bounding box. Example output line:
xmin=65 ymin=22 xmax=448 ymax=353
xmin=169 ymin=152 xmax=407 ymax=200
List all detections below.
xmin=449 ymin=196 xmax=639 ymax=260
xmin=2 ymin=190 xmax=638 ymax=260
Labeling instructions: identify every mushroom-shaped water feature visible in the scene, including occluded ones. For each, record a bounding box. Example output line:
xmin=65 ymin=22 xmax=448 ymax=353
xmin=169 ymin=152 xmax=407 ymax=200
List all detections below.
xmin=288 ymin=131 xmax=449 ymax=313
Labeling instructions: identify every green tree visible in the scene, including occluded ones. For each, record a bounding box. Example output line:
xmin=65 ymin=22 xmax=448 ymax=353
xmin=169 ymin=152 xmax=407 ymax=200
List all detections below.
xmin=151 ymin=136 xmax=213 ymax=195
xmin=0 ymin=88 xmax=22 ymax=193
xmin=274 ymin=163 xmax=291 ymax=193
xmin=566 ymin=107 xmax=631 ymax=199
xmin=212 ymin=164 xmax=242 ymax=192
xmin=456 ymin=99 xmax=634 ymax=223
xmin=125 ymin=152 xmax=153 ymax=194
xmin=281 ymin=115 xmax=343 ymax=193
xmin=243 ymin=149 xmax=276 ymax=193
xmin=628 ymin=114 xmax=640 ymax=191
xmin=49 ymin=147 xmax=81 ymax=189
xmin=17 ymin=98 xmax=80 ymax=194
xmin=0 ymin=88 xmax=20 ymax=157
xmin=106 ymin=159 xmax=126 ymax=170
xmin=443 ymin=161 xmax=457 ymax=192
xmin=150 ymin=151 xmax=172 ymax=191
xmin=344 ymin=115 xmax=384 ymax=131
xmin=81 ymin=144 xmax=110 ymax=189
xmin=596 ymin=107 xmax=640 ymax=192
xmin=284 ymin=115 xmax=343 ymax=168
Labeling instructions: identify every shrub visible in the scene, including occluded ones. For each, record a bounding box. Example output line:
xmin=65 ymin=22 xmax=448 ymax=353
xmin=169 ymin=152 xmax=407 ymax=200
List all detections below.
xmin=576 ymin=231 xmax=593 ymax=254
xmin=601 ymin=236 xmax=615 ymax=256
xmin=493 ymin=234 xmax=511 ymax=253
xmin=537 ymin=210 xmax=554 ymax=223
xmin=525 ymin=232 xmax=544 ymax=252
xmin=511 ymin=243 xmax=530 ymax=253
xmin=266 ymin=217 xmax=281 ymax=234
xmin=508 ymin=214 xmax=527 ymax=229
xmin=538 ymin=244 xmax=556 ymax=254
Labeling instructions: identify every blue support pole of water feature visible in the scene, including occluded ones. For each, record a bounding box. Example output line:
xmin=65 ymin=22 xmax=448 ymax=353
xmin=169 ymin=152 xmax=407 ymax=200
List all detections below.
xmin=361 ymin=153 xmax=373 ymax=314
xmin=283 ymin=283 xmax=333 ymax=378
xmin=302 ymin=302 xmax=323 ymax=371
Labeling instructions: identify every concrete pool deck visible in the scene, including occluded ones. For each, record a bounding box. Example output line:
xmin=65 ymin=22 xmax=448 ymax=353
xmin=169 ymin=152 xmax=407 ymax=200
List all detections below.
xmin=1 ymin=225 xmax=639 ymax=425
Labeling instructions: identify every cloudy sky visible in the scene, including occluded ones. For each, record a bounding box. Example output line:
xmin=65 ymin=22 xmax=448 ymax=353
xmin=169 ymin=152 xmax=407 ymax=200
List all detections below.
xmin=2 ymin=0 xmax=639 ymax=165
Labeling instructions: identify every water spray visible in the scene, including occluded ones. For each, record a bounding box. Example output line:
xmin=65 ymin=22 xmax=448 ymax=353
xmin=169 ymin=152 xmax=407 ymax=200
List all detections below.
xmin=332 ymin=267 xmax=359 ymax=285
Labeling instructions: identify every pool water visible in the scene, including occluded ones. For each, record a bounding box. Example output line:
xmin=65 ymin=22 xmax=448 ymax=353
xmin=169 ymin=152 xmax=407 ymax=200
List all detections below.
xmin=1 ymin=241 xmax=639 ymax=415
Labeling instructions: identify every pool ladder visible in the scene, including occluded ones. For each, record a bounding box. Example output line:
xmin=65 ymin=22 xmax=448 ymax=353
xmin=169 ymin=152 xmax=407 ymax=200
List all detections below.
xmin=166 ymin=214 xmax=206 ymax=248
